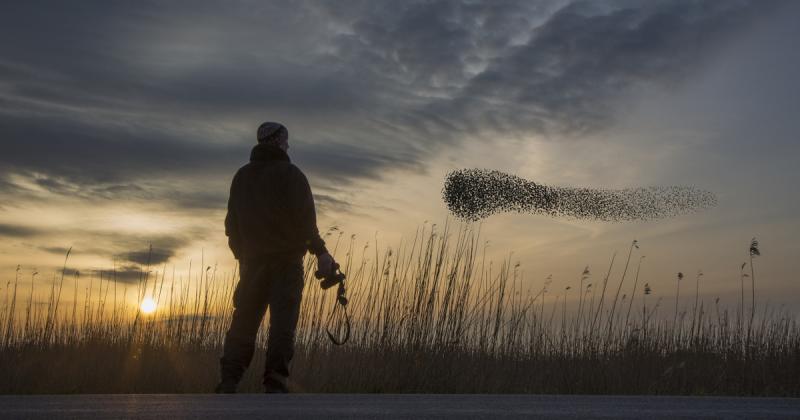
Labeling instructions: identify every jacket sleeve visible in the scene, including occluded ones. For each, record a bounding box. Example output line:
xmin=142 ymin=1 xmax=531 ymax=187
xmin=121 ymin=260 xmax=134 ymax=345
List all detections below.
xmin=224 ymin=172 xmax=242 ymax=260
xmin=290 ymin=167 xmax=328 ymax=256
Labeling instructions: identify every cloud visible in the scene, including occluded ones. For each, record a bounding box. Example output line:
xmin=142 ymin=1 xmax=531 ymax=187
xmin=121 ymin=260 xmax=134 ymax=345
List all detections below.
xmin=39 ymin=246 xmax=71 ymax=256
xmin=0 ymin=2 xmax=783 ymax=294
xmin=25 ymin=229 xmax=198 ymax=268
xmin=1 ymin=171 xmax=229 ymax=211
xmin=0 ymin=223 xmax=42 ymax=238
xmin=59 ymin=267 xmax=81 ymax=277
xmin=57 ymin=266 xmax=143 ymax=284
xmin=292 ymin=140 xmax=422 ymax=183
xmin=314 ymin=193 xmax=352 ymax=215
xmin=0 ymin=0 xmax=787 ymax=215
xmin=0 ymin=114 xmax=241 ymax=184
xmin=427 ymin=1 xmax=777 ymax=136
xmin=89 ymin=266 xmax=146 ymax=284
xmin=0 ymin=1 xmax=413 ymax=207
xmin=122 ymin=249 xmax=176 ymax=266
xmin=101 ymin=233 xmax=198 ymax=266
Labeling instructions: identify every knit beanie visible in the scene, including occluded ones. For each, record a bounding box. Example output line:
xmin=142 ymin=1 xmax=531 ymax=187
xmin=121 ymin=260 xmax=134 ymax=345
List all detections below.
xmin=257 ymin=122 xmax=289 ymax=149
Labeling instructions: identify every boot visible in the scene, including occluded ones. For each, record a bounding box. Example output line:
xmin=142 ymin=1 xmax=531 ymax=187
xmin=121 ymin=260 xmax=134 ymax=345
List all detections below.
xmin=263 ymin=373 xmax=289 ymax=393
xmin=215 ymin=378 xmax=239 ymax=394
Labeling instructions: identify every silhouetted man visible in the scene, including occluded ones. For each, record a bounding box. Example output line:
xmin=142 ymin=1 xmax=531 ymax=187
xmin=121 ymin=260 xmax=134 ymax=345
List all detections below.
xmin=217 ymin=122 xmax=334 ymax=393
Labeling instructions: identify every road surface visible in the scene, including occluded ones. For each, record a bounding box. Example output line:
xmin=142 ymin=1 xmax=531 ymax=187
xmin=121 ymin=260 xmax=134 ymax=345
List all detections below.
xmin=1 ymin=394 xmax=799 ymax=419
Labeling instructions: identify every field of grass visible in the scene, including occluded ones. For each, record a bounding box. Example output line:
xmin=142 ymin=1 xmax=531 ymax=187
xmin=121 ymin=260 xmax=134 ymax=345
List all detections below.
xmin=1 ymin=223 xmax=798 ymax=395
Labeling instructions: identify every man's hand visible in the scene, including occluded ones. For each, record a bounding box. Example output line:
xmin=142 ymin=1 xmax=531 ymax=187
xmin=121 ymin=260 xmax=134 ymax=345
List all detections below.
xmin=316 ymin=252 xmax=334 ymax=277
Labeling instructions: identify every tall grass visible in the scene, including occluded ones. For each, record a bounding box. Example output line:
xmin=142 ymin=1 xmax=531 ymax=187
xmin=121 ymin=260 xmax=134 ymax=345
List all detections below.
xmin=0 ymin=223 xmax=797 ymax=395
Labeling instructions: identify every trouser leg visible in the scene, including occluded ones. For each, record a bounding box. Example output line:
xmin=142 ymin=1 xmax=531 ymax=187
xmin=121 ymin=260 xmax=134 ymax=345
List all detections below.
xmin=220 ymin=262 xmax=270 ymax=383
xmin=264 ymin=259 xmax=305 ymax=390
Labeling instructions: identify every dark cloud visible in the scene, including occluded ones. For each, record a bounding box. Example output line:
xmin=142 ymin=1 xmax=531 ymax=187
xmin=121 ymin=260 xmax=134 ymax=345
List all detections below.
xmin=170 ymin=189 xmax=229 ymax=211
xmin=108 ymin=234 xmax=197 ymax=266
xmin=122 ymin=249 xmax=175 ymax=266
xmin=326 ymin=1 xmax=561 ymax=91
xmin=292 ymin=140 xmax=422 ymax=183
xmin=0 ymin=223 xmax=42 ymax=238
xmin=126 ymin=245 xmax=183 ymax=267
xmin=427 ymin=1 xmax=779 ymax=136
xmin=0 ymin=0 xmax=413 ymax=206
xmin=0 ymin=177 xmax=22 ymax=195
xmin=59 ymin=267 xmax=81 ymax=277
xmin=2 ymin=171 xmax=228 ymax=211
xmin=31 ymin=230 xmax=199 ymax=268
xmin=39 ymin=246 xmax=71 ymax=256
xmin=322 ymin=0 xmax=781 ymax=140
xmin=0 ymin=114 xmax=241 ymax=184
xmin=314 ymin=193 xmax=352 ymax=215
xmin=0 ymin=1 xmax=362 ymax=115
xmin=0 ymin=0 xmax=786 ymax=212
xmin=90 ymin=266 xmax=146 ymax=284
xmin=56 ymin=265 xmax=145 ymax=284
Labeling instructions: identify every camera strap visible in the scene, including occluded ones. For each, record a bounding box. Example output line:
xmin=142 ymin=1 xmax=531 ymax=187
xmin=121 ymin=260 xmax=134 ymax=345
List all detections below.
xmin=325 ymin=280 xmax=350 ymax=345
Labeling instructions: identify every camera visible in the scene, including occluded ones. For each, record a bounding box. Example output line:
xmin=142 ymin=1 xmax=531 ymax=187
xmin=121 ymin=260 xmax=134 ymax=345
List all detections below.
xmin=315 ymin=262 xmax=346 ymax=290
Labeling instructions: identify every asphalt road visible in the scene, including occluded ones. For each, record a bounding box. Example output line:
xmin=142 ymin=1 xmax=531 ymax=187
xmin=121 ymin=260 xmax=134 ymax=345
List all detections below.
xmin=1 ymin=394 xmax=799 ymax=419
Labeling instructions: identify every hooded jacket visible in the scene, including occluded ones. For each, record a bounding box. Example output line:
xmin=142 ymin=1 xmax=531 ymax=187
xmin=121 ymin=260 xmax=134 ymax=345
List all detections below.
xmin=225 ymin=143 xmax=327 ymax=261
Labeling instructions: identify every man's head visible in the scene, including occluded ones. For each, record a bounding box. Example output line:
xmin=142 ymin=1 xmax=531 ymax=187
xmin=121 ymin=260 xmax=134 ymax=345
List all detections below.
xmin=257 ymin=122 xmax=289 ymax=152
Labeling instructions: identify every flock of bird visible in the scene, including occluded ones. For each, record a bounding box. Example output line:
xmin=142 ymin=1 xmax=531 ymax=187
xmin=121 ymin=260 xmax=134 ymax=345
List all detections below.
xmin=443 ymin=168 xmax=717 ymax=222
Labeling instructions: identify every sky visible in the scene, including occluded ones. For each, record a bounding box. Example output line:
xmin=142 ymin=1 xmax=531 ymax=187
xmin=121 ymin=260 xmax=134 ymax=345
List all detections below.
xmin=1 ymin=0 xmax=799 ymax=311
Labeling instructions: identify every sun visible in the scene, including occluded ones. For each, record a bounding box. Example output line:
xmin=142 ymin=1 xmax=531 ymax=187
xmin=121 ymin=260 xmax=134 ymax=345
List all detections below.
xmin=140 ymin=297 xmax=157 ymax=314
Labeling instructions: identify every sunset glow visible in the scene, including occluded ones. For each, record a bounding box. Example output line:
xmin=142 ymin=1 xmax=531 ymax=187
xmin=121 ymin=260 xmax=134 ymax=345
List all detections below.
xmin=140 ymin=298 xmax=157 ymax=315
